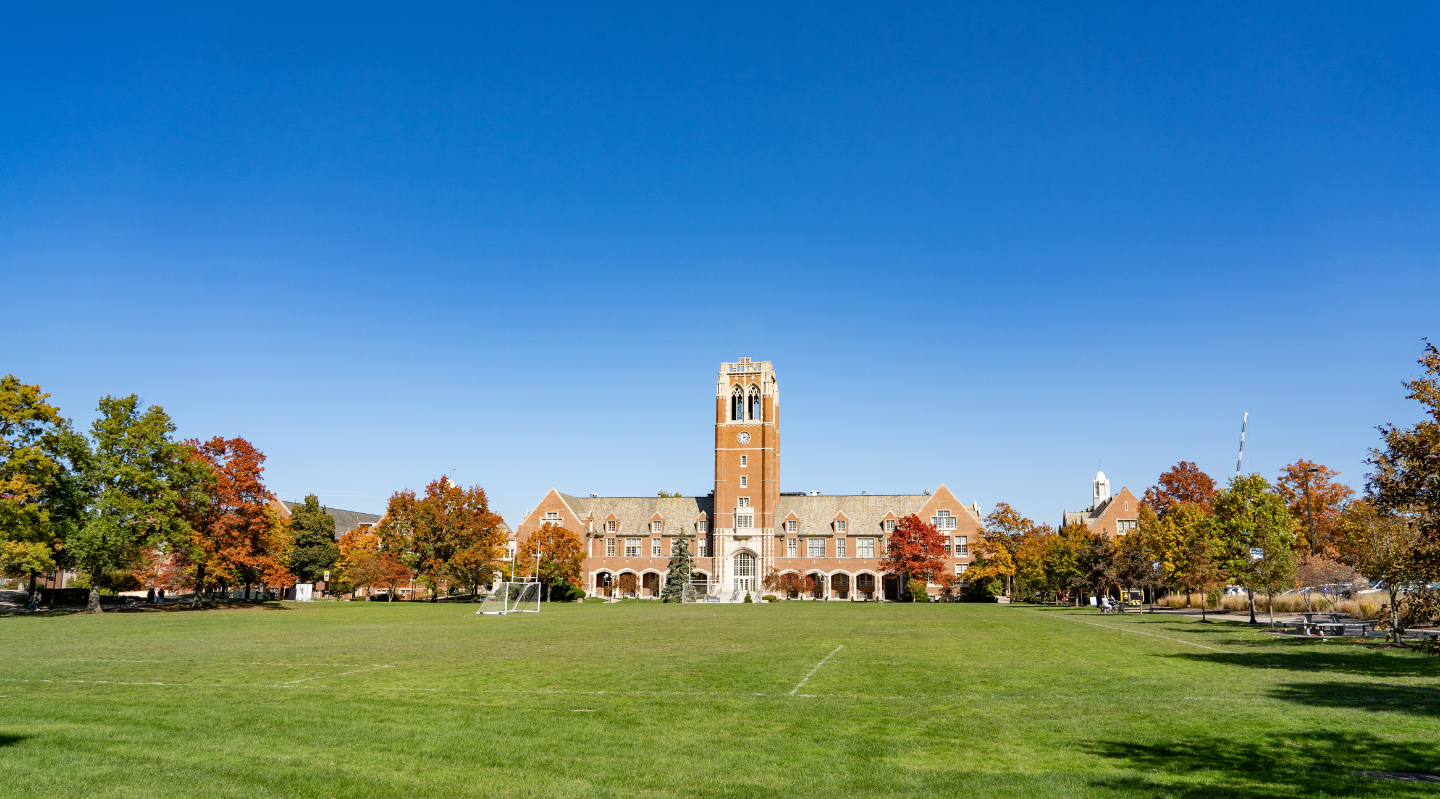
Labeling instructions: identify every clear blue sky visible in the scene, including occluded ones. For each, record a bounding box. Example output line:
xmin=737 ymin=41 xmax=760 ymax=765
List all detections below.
xmin=4 ymin=3 xmax=1438 ymax=526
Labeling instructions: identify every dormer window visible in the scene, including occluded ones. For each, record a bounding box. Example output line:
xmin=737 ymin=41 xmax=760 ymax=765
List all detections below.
xmin=834 ymin=520 xmax=846 ymax=534
xmin=651 ymin=521 xmax=663 ymax=534
xmin=606 ymin=520 xmax=617 ymax=533
xmin=884 ymin=519 xmax=896 ymax=532
xmin=786 ymin=520 xmax=797 ymax=533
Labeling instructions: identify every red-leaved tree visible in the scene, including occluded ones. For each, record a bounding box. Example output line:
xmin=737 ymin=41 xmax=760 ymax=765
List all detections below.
xmin=880 ymin=514 xmax=948 ymax=601
xmin=177 ymin=437 xmax=293 ymax=605
xmin=1142 ymin=461 xmax=1218 ymax=518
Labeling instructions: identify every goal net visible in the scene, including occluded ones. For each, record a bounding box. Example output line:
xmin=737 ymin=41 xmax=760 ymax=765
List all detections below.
xmin=476 ymin=581 xmax=541 ymax=615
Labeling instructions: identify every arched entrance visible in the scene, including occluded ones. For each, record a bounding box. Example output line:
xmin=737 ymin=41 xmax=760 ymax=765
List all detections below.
xmin=830 ymin=573 xmax=850 ymax=600
xmin=808 ymin=572 xmax=826 ymax=600
xmin=856 ymin=573 xmax=876 ymax=600
xmin=642 ymin=572 xmax=660 ymax=597
xmin=733 ymin=552 xmax=756 ymax=593
xmin=882 ymin=574 xmax=901 ymax=601
xmin=595 ymin=571 xmax=613 ymax=597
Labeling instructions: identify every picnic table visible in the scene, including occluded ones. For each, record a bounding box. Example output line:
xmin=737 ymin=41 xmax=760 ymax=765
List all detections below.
xmin=1292 ymin=612 xmax=1376 ymax=637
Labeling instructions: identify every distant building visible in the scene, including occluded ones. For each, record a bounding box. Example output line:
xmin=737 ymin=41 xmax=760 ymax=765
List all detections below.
xmin=279 ymin=500 xmax=381 ymax=537
xmin=516 ymin=357 xmax=982 ymax=602
xmin=1060 ymin=471 xmax=1140 ymax=537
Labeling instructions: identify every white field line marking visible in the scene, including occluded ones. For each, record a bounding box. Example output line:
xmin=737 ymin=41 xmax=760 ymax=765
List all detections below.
xmin=789 ymin=645 xmax=843 ymax=696
xmin=273 ymin=665 xmax=393 ymax=686
xmin=1017 ymin=609 xmax=1232 ymax=653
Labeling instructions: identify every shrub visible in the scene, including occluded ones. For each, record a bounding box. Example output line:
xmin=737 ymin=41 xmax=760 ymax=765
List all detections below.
xmin=743 ymin=592 xmax=753 ymax=603
xmin=761 ymin=595 xmax=778 ymax=602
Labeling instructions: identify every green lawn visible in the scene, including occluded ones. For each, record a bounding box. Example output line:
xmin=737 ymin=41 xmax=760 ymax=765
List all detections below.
xmin=1 ymin=601 xmax=1437 ymax=798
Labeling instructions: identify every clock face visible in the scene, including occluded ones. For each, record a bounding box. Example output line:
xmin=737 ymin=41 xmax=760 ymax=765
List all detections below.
xmin=736 ymin=431 xmax=751 ymax=444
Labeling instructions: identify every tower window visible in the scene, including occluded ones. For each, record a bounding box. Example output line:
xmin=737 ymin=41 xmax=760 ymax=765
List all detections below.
xmin=731 ymin=385 xmax=744 ymax=421
xmin=739 ymin=476 xmax=747 ymax=488
xmin=735 ymin=513 xmax=753 ymax=529
xmin=747 ymin=387 xmax=761 ymax=421
xmin=740 ymin=455 xmax=747 ymax=467
xmin=738 ymin=497 xmax=750 ymax=507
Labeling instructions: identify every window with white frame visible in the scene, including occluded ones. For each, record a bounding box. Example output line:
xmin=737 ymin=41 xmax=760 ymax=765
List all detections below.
xmin=739 ymin=476 xmax=747 ymax=488
xmin=932 ymin=510 xmax=957 ymax=532
xmin=807 ymin=538 xmax=825 ymax=557
xmin=735 ymin=513 xmax=753 ymax=529
xmin=738 ymin=497 xmax=750 ymax=507
xmin=884 ymin=519 xmax=896 ymax=532
xmin=956 ymin=535 xmax=968 ymax=556
xmin=624 ymin=538 xmax=641 ymax=557
xmin=697 ymin=520 xmax=708 ymax=534
xmin=786 ymin=537 xmax=797 ymax=556
xmin=1116 ymin=519 xmax=1138 ymax=535
xmin=652 ymin=538 xmax=661 ymax=557
xmin=834 ymin=520 xmax=846 ymax=534
xmin=836 ymin=538 xmax=847 ymax=558
xmin=651 ymin=521 xmax=663 ymax=534
xmin=956 ymin=563 xmax=968 ymax=576
xmin=606 ymin=538 xmax=616 ymax=557
xmin=857 ymin=538 xmax=876 ymax=558
xmin=698 ymin=536 xmax=708 ymax=557
xmin=606 ymin=520 xmax=617 ymax=534
xmin=740 ymin=455 xmax=747 ymax=467
xmin=786 ymin=520 xmax=797 ymax=533
xmin=543 ymin=511 xmax=560 ymax=525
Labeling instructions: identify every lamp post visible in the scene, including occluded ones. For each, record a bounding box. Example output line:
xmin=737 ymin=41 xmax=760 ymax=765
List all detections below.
xmin=1303 ymin=467 xmax=1319 ymax=556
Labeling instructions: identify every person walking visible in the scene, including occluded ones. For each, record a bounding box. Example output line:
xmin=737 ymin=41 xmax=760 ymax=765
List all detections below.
xmin=157 ymin=588 xmax=166 ymax=604
xmin=147 ymin=587 xmax=156 ymax=604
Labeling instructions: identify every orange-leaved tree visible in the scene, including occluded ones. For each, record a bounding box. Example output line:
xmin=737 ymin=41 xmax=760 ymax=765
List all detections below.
xmin=336 ymin=526 xmax=411 ymax=599
xmin=978 ymin=502 xmax=1046 ymax=599
xmin=1142 ymin=461 xmax=1218 ymax=518
xmin=880 ymin=514 xmax=948 ymax=601
xmin=516 ymin=522 xmax=585 ymax=601
xmin=1275 ymin=459 xmax=1354 ymax=556
xmin=408 ymin=477 xmax=506 ymax=600
xmin=176 ymin=437 xmax=292 ymax=605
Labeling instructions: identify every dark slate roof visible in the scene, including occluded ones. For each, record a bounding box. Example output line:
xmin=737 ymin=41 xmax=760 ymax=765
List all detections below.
xmin=282 ymin=502 xmax=382 ymax=538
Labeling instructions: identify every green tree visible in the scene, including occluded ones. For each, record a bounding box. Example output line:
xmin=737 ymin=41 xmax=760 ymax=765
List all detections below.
xmin=68 ymin=395 xmax=200 ymax=613
xmin=1162 ymin=507 xmax=1225 ymax=621
xmin=661 ymin=535 xmax=695 ymax=602
xmin=0 ymin=375 xmax=91 ymax=599
xmin=1338 ymin=501 xmax=1425 ymax=638
xmin=287 ymin=495 xmax=339 ymax=585
xmin=1213 ymin=474 xmax=1297 ymax=623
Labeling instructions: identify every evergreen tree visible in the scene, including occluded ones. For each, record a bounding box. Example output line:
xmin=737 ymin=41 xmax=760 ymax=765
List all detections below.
xmin=661 ymin=535 xmax=694 ymax=602
xmin=288 ymin=494 xmax=339 ymax=584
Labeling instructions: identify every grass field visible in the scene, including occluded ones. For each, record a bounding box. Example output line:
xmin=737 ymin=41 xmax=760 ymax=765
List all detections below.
xmin=1 ymin=601 xmax=1438 ymax=798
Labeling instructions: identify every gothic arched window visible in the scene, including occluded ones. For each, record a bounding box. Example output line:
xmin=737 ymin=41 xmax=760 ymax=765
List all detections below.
xmin=731 ymin=385 xmax=744 ymax=421
xmin=747 ymin=386 xmax=761 ymax=421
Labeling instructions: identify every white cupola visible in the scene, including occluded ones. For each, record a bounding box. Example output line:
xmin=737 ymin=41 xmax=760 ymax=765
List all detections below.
xmin=1093 ymin=471 xmax=1111 ymax=509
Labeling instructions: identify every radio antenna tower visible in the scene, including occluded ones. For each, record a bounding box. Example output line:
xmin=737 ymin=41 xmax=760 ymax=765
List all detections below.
xmin=1235 ymin=412 xmax=1248 ymax=478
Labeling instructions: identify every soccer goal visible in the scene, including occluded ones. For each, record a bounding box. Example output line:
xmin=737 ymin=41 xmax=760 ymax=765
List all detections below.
xmin=476 ymin=581 xmax=541 ymax=615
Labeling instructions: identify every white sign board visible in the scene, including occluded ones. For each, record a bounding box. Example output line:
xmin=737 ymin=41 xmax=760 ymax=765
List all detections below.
xmin=294 ymin=583 xmax=314 ymax=602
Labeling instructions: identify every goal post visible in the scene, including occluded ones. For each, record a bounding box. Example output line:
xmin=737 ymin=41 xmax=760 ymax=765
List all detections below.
xmin=476 ymin=581 xmax=542 ymax=615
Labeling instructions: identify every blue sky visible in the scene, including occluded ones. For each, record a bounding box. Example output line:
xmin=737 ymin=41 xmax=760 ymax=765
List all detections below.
xmin=4 ymin=3 xmax=1438 ymax=526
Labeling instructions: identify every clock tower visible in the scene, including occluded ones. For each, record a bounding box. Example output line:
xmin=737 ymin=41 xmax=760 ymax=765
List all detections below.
xmin=713 ymin=357 xmax=779 ymax=592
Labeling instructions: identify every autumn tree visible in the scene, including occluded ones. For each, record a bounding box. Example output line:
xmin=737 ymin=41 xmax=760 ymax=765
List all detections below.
xmin=1276 ymin=460 xmax=1354 ymax=556
xmin=661 ymin=534 xmax=694 ymax=602
xmin=0 ymin=375 xmax=91 ymax=599
xmin=379 ymin=478 xmax=506 ymax=600
xmin=1074 ymin=528 xmax=1119 ymax=606
xmin=762 ymin=569 xmax=807 ymax=599
xmin=1365 ymin=339 xmax=1440 ymax=622
xmin=1167 ymin=510 xmax=1225 ymax=622
xmin=287 ymin=494 xmax=339 ymax=585
xmin=176 ymin=437 xmax=293 ymax=603
xmin=1114 ymin=526 xmax=1163 ymax=611
xmin=880 ymin=514 xmax=948 ymax=602
xmin=1142 ymin=461 xmax=1218 ymax=518
xmin=336 ymin=527 xmax=412 ymax=599
xmin=979 ymin=502 xmax=1045 ymax=599
xmin=1338 ymin=501 xmax=1425 ymax=637
xmin=69 ymin=395 xmax=201 ymax=613
xmin=616 ymin=571 xmax=638 ymax=599
xmin=517 ymin=523 xmax=586 ymax=601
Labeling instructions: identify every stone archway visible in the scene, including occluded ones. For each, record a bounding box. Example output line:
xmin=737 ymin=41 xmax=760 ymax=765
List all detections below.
xmin=855 ymin=573 xmax=876 ymax=600
xmin=642 ymin=572 xmax=660 ymax=597
xmin=830 ymin=573 xmax=850 ymax=600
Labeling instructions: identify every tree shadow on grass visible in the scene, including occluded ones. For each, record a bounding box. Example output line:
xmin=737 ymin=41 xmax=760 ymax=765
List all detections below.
xmin=1163 ymin=648 xmax=1440 ymax=680
xmin=0 ymin=734 xmax=27 ymax=747
xmin=1266 ymin=681 xmax=1440 ymax=717
xmin=1083 ymin=731 xmax=1440 ymax=798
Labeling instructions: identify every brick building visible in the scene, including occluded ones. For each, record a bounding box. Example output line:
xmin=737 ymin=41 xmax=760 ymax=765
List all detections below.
xmin=515 ymin=358 xmax=982 ymax=601
xmin=1059 ymin=471 xmax=1141 ymax=537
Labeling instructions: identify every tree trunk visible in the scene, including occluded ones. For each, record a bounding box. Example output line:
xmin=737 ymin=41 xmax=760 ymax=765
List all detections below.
xmin=86 ymin=571 xmax=103 ymax=614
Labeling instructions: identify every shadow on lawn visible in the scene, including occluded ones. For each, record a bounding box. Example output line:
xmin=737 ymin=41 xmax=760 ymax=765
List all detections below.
xmin=0 ymin=600 xmax=291 ymax=618
xmin=1164 ymin=648 xmax=1440 ymax=680
xmin=1083 ymin=731 xmax=1440 ymax=798
xmin=0 ymin=734 xmax=27 ymax=747
xmin=1267 ymin=681 xmax=1440 ymax=716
